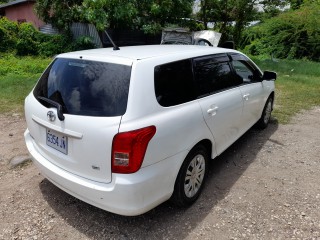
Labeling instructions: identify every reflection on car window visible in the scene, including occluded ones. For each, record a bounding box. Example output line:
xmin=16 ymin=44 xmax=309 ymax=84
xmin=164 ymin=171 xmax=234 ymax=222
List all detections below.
xmin=232 ymin=60 xmax=255 ymax=83
xmin=194 ymin=56 xmax=242 ymax=97
xmin=34 ymin=59 xmax=131 ymax=117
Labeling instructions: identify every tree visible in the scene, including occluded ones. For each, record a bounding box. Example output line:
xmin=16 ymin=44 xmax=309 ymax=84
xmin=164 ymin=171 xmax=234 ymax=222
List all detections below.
xmin=35 ymin=0 xmax=80 ymax=31
xmin=35 ymin=0 xmax=194 ymax=33
xmin=80 ymin=0 xmax=194 ymax=32
xmin=258 ymin=0 xmax=289 ymax=19
xmin=197 ymin=0 xmax=259 ymax=46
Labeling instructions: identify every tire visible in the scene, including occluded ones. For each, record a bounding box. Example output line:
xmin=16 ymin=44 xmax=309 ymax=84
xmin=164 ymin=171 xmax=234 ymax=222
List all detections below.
xmin=256 ymin=97 xmax=273 ymax=129
xmin=171 ymin=145 xmax=208 ymax=207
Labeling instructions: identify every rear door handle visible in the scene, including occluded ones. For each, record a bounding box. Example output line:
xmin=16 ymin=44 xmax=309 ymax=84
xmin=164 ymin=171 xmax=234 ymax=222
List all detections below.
xmin=243 ymin=94 xmax=250 ymax=100
xmin=207 ymin=106 xmax=219 ymax=116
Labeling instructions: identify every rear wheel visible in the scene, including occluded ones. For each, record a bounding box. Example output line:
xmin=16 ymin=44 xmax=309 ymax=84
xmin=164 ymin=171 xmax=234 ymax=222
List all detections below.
xmin=171 ymin=145 xmax=208 ymax=207
xmin=256 ymin=97 xmax=273 ymax=129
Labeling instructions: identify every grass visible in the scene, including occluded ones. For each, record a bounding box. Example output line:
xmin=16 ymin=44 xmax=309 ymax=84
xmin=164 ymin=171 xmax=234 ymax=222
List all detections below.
xmin=0 ymin=54 xmax=52 ymax=113
xmin=0 ymin=54 xmax=319 ymax=124
xmin=252 ymin=57 xmax=320 ymax=123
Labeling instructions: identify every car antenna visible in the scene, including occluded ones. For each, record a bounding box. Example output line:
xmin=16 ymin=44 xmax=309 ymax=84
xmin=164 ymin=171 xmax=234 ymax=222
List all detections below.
xmin=104 ymin=30 xmax=120 ymax=51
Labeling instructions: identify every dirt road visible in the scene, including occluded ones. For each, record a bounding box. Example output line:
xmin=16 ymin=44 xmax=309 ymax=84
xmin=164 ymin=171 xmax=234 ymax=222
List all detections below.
xmin=1 ymin=107 xmax=320 ymax=240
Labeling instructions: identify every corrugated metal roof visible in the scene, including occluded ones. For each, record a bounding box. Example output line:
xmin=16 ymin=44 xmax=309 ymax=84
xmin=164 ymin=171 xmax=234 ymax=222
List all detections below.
xmin=0 ymin=0 xmax=35 ymax=9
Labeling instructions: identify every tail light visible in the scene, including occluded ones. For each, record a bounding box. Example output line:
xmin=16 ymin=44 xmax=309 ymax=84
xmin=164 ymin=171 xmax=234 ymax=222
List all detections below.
xmin=112 ymin=126 xmax=156 ymax=174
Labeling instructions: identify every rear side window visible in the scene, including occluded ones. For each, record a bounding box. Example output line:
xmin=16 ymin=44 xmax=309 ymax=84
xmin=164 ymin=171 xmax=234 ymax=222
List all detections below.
xmin=194 ymin=55 xmax=242 ymax=97
xmin=34 ymin=58 xmax=131 ymax=117
xmin=154 ymin=59 xmax=195 ymax=107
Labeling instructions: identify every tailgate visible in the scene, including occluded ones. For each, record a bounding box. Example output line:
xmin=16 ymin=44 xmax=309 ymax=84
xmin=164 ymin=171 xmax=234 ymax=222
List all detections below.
xmin=25 ymin=95 xmax=120 ymax=183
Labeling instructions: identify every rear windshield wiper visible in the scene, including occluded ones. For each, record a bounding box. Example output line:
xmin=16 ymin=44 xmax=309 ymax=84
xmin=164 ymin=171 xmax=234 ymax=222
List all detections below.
xmin=37 ymin=96 xmax=65 ymax=121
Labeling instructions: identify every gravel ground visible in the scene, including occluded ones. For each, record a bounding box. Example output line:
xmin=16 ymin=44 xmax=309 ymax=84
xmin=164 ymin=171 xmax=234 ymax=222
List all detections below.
xmin=0 ymin=107 xmax=319 ymax=240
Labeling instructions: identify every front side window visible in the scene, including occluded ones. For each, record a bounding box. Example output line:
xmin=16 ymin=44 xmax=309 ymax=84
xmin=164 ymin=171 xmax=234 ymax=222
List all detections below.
xmin=154 ymin=59 xmax=195 ymax=107
xmin=229 ymin=53 xmax=262 ymax=83
xmin=34 ymin=58 xmax=131 ymax=117
xmin=232 ymin=60 xmax=255 ymax=83
xmin=194 ymin=55 xmax=242 ymax=97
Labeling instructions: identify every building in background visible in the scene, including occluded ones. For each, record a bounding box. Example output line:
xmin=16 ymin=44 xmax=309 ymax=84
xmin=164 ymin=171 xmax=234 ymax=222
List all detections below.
xmin=0 ymin=0 xmax=44 ymax=29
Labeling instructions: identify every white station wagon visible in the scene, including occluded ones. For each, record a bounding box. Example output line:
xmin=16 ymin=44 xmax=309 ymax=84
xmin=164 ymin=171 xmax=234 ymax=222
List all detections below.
xmin=24 ymin=45 xmax=276 ymax=216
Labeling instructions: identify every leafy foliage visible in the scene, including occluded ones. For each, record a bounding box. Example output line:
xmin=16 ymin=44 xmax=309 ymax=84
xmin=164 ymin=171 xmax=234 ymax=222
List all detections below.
xmin=241 ymin=1 xmax=320 ymax=61
xmin=16 ymin=23 xmax=39 ymax=55
xmin=71 ymin=36 xmax=96 ymax=51
xmin=197 ymin=0 xmax=259 ymax=45
xmin=0 ymin=17 xmax=19 ymax=52
xmin=74 ymin=0 xmax=109 ymax=31
xmin=0 ymin=17 xmax=74 ymax=56
xmin=35 ymin=0 xmax=194 ymax=34
xmin=35 ymin=0 xmax=80 ymax=31
xmin=37 ymin=33 xmax=73 ymax=56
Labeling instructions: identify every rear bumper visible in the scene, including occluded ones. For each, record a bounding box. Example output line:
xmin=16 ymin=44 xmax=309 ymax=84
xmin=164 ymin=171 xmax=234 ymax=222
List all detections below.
xmin=25 ymin=129 xmax=184 ymax=216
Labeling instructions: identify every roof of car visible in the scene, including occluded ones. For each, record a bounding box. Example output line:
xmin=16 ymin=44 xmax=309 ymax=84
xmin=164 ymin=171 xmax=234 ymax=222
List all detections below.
xmin=58 ymin=45 xmax=239 ymax=62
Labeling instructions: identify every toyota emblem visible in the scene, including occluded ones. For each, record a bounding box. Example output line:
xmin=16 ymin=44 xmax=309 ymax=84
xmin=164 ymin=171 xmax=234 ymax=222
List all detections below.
xmin=47 ymin=111 xmax=56 ymax=122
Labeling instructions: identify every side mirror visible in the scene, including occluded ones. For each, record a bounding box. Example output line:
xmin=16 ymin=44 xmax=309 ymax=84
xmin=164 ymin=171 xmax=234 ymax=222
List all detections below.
xmin=263 ymin=71 xmax=277 ymax=81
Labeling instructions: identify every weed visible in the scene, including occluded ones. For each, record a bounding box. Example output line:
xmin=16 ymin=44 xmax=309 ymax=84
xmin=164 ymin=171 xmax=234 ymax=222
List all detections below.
xmin=0 ymin=54 xmax=51 ymax=113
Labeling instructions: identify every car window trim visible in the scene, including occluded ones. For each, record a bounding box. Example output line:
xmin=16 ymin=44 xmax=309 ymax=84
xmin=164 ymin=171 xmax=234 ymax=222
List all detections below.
xmin=193 ymin=53 xmax=229 ymax=67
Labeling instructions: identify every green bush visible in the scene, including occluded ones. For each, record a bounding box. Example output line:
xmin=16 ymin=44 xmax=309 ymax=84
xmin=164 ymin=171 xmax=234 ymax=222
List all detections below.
xmin=38 ymin=33 xmax=73 ymax=56
xmin=16 ymin=38 xmax=38 ymax=56
xmin=16 ymin=23 xmax=39 ymax=55
xmin=241 ymin=2 xmax=320 ymax=61
xmin=72 ymin=36 xmax=96 ymax=51
xmin=0 ymin=17 xmax=82 ymax=56
xmin=0 ymin=17 xmax=19 ymax=52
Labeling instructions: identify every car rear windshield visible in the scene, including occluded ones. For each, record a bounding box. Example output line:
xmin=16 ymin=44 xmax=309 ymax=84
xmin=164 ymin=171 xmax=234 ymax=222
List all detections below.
xmin=33 ymin=58 xmax=131 ymax=117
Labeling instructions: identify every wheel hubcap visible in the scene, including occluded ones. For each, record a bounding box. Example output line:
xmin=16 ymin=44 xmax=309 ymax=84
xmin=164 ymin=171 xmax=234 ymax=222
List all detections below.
xmin=264 ymin=101 xmax=272 ymax=124
xmin=184 ymin=154 xmax=206 ymax=198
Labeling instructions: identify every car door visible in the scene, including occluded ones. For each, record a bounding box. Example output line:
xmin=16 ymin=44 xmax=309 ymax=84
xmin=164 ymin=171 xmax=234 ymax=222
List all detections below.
xmin=193 ymin=54 xmax=244 ymax=155
xmin=230 ymin=54 xmax=266 ymax=132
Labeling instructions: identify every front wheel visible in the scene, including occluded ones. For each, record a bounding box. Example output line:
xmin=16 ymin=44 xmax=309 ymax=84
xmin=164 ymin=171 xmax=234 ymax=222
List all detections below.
xmin=171 ymin=145 xmax=208 ymax=207
xmin=256 ymin=97 xmax=273 ymax=129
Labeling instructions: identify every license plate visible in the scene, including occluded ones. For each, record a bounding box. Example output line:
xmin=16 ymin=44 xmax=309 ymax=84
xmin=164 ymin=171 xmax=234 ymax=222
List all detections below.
xmin=46 ymin=129 xmax=68 ymax=154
